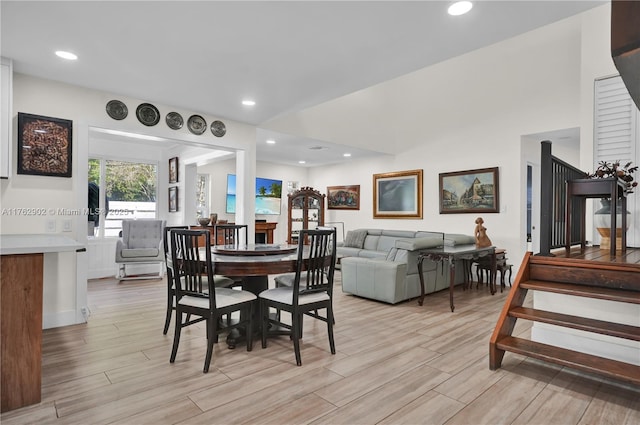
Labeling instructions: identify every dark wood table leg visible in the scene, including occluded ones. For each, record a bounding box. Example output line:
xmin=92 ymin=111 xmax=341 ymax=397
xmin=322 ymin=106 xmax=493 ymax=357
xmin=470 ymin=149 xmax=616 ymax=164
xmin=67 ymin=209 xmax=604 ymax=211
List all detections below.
xmin=490 ymin=250 xmax=497 ymax=295
xmin=226 ymin=275 xmax=267 ymax=349
xmin=417 ymin=255 xmax=425 ymax=306
xmin=449 ymin=258 xmax=456 ymax=312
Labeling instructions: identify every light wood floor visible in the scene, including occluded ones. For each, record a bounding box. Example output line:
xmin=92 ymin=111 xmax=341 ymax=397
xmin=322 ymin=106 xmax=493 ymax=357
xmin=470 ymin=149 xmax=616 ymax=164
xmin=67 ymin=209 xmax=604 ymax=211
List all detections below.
xmin=2 ymin=272 xmax=639 ymax=425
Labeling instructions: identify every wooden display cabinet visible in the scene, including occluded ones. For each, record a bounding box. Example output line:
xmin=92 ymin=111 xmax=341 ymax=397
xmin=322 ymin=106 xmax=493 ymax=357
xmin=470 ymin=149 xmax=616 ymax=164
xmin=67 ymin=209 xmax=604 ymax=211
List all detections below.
xmin=287 ymin=187 xmax=325 ymax=244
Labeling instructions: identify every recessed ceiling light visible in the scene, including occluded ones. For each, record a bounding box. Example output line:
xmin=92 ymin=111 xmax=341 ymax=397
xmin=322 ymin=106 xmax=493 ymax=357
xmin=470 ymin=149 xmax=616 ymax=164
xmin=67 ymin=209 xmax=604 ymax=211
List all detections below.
xmin=242 ymin=100 xmax=256 ymax=106
xmin=448 ymin=1 xmax=472 ymax=16
xmin=298 ymin=160 xmax=306 ymax=164
xmin=266 ymin=139 xmax=276 ymax=144
xmin=55 ymin=50 xmax=78 ymax=60
xmin=343 ymin=153 xmax=351 ymax=157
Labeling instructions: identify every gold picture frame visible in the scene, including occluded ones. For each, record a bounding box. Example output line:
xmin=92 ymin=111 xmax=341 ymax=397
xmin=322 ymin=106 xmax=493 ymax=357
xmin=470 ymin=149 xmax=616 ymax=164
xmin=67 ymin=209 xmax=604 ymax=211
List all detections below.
xmin=373 ymin=169 xmax=423 ymax=219
xmin=327 ymin=185 xmax=360 ymax=210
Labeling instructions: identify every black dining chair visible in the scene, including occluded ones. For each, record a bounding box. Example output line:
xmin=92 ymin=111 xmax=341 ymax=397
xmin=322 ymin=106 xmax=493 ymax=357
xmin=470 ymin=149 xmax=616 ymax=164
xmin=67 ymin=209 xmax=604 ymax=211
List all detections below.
xmin=169 ymin=229 xmax=256 ymax=373
xmin=162 ymin=225 xmax=188 ymax=335
xmin=215 ymin=224 xmax=248 ymax=246
xmin=162 ymin=226 xmax=235 ymax=335
xmin=259 ymin=227 xmax=337 ymax=366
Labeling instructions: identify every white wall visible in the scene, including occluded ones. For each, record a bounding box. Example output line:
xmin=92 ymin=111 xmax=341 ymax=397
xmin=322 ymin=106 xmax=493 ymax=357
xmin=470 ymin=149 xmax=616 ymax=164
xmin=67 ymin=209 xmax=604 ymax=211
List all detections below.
xmin=198 ymin=158 xmax=309 ymax=244
xmin=1 ymin=73 xmax=258 ymax=327
xmin=271 ymin=10 xmax=585 ymax=273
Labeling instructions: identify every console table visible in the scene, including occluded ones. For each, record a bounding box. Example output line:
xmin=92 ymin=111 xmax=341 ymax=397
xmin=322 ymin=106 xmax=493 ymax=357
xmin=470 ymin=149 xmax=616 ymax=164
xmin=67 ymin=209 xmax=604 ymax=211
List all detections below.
xmin=417 ymin=245 xmax=496 ymax=312
xmin=192 ymin=222 xmax=277 ymax=244
xmin=565 ymin=178 xmax=627 ymax=256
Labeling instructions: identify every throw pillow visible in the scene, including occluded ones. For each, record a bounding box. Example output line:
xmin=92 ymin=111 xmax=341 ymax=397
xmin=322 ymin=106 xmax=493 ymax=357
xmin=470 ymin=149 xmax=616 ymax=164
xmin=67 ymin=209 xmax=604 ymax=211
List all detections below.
xmin=344 ymin=229 xmax=368 ymax=248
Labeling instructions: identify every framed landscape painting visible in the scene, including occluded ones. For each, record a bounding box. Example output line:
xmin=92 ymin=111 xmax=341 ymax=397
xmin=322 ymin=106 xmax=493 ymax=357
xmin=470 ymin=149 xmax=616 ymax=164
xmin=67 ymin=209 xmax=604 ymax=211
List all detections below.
xmin=439 ymin=167 xmax=499 ymax=214
xmin=327 ymin=185 xmax=360 ymax=210
xmin=373 ymin=169 xmax=423 ymax=219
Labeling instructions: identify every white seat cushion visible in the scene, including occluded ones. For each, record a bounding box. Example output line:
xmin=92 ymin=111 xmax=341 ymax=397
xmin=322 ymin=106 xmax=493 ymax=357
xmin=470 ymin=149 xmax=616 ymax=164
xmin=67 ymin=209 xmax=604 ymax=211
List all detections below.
xmin=259 ymin=287 xmax=329 ymax=305
xmin=179 ymin=287 xmax=256 ymax=309
xmin=177 ymin=275 xmax=235 ymax=289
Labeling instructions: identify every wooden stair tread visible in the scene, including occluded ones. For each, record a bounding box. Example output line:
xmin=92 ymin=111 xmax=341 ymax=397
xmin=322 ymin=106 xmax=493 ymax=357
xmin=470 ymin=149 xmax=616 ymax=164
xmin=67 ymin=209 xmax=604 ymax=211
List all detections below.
xmin=521 ymin=280 xmax=640 ymax=304
xmin=495 ymin=336 xmax=640 ymax=386
xmin=509 ymin=306 xmax=640 ymax=341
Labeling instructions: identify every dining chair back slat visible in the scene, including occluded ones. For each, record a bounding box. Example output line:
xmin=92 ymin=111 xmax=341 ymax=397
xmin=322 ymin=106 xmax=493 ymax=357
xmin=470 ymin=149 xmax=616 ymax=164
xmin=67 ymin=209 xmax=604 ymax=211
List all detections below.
xmin=215 ymin=224 xmax=248 ymax=246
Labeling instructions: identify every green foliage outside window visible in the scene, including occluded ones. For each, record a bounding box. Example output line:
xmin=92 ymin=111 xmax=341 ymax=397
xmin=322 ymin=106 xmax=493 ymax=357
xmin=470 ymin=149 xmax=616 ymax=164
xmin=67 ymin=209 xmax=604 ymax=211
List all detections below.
xmin=89 ymin=158 xmax=157 ymax=202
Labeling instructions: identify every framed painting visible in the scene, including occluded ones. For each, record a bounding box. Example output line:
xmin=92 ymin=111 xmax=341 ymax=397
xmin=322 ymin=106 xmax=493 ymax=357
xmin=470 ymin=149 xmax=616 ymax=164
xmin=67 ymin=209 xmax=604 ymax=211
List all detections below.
xmin=168 ymin=186 xmax=178 ymax=212
xmin=17 ymin=112 xmax=73 ymax=177
xmin=373 ymin=169 xmax=422 ymax=219
xmin=169 ymin=157 xmax=179 ymax=183
xmin=439 ymin=167 xmax=499 ymax=214
xmin=327 ymin=185 xmax=360 ymax=210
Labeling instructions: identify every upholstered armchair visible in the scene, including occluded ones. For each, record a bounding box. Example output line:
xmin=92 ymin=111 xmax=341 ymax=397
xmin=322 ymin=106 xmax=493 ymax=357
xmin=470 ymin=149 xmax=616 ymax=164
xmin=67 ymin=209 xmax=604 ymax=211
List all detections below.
xmin=115 ymin=219 xmax=166 ymax=280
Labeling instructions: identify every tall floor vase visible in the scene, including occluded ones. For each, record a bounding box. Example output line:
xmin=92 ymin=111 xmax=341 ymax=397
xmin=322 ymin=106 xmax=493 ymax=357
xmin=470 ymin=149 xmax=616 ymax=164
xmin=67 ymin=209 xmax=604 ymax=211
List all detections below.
xmin=594 ymin=198 xmax=631 ymax=251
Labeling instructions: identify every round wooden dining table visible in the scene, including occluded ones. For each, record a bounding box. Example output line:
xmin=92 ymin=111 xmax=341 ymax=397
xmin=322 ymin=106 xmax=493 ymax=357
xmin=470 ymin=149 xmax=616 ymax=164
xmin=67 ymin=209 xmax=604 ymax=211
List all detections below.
xmin=209 ymin=243 xmax=301 ymax=348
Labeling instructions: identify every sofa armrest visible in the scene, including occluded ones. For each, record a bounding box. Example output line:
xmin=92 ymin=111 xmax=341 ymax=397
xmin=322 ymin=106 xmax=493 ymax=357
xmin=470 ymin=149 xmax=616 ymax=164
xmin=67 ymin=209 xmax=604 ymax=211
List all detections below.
xmin=340 ymin=257 xmax=408 ymax=304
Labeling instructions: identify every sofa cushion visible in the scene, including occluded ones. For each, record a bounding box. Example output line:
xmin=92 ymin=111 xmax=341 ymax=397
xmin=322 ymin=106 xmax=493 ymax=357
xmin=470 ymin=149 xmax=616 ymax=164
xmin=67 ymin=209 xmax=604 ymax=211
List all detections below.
xmin=395 ymin=236 xmax=443 ymax=251
xmin=344 ymin=229 xmax=368 ymax=248
xmin=444 ymin=234 xmax=476 ymax=246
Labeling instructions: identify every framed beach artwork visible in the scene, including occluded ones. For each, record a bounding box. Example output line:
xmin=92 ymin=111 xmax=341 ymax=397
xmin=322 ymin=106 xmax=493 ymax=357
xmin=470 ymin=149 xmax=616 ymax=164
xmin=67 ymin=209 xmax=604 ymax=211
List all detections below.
xmin=373 ymin=169 xmax=423 ymax=219
xmin=327 ymin=185 xmax=360 ymax=210
xmin=439 ymin=167 xmax=499 ymax=214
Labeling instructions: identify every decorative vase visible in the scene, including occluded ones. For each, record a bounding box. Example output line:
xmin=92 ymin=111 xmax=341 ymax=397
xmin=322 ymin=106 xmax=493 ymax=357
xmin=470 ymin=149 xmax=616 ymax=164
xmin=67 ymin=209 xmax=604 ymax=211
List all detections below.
xmin=594 ymin=198 xmax=631 ymax=251
xmin=209 ymin=213 xmax=218 ymax=225
xmin=198 ymin=217 xmax=211 ymax=226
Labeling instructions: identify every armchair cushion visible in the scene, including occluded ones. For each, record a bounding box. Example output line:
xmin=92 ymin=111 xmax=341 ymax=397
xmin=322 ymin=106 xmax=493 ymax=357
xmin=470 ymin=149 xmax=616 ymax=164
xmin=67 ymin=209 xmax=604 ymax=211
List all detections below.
xmin=119 ymin=248 xmax=161 ymax=258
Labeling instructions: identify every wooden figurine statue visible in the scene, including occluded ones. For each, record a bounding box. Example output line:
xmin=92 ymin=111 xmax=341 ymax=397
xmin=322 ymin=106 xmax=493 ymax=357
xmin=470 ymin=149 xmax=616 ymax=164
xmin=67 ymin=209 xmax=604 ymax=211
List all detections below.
xmin=474 ymin=217 xmax=492 ymax=248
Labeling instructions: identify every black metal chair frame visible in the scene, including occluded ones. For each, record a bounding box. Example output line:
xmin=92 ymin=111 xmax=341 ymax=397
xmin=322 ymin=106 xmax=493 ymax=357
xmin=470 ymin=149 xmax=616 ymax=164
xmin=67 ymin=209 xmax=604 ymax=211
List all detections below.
xmin=169 ymin=229 xmax=255 ymax=373
xmin=259 ymin=228 xmax=337 ymax=366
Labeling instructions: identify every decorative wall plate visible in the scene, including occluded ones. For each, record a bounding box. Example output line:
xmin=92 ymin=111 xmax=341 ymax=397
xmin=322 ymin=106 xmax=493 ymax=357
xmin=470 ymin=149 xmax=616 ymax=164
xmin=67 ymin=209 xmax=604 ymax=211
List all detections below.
xmin=187 ymin=114 xmax=207 ymax=135
xmin=210 ymin=120 xmax=226 ymax=137
xmin=165 ymin=112 xmax=184 ymax=130
xmin=106 ymin=100 xmax=128 ymax=120
xmin=136 ymin=103 xmax=160 ymax=126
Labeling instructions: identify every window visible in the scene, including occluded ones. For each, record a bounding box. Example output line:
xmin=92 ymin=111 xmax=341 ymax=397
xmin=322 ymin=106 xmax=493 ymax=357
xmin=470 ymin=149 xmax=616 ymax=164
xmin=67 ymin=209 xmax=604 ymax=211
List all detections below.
xmin=89 ymin=158 xmax=158 ymax=237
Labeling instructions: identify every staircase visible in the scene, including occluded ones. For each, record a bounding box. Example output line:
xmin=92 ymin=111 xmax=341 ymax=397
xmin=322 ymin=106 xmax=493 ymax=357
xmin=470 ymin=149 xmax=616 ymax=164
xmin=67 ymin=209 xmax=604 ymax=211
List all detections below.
xmin=489 ymin=252 xmax=640 ymax=386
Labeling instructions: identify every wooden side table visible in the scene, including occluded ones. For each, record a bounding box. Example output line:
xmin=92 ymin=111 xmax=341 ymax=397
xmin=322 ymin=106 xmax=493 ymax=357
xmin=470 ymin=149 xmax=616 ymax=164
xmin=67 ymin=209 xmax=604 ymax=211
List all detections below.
xmin=565 ymin=178 xmax=627 ymax=256
xmin=475 ymin=248 xmax=510 ymax=291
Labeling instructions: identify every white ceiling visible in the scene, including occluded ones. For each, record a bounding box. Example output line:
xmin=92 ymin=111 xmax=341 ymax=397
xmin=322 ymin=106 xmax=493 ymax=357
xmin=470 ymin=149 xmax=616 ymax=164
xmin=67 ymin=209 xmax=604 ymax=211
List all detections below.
xmin=1 ymin=1 xmax=602 ymax=167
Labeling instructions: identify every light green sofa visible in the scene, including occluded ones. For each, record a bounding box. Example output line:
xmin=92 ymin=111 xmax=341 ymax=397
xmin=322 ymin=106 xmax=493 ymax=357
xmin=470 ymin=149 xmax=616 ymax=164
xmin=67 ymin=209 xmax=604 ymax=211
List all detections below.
xmin=338 ymin=229 xmax=475 ymax=304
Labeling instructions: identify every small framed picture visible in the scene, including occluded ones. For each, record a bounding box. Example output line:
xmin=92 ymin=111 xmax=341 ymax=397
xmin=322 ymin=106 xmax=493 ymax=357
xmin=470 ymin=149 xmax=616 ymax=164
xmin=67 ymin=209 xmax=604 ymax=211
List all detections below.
xmin=17 ymin=112 xmax=73 ymax=177
xmin=327 ymin=185 xmax=360 ymax=210
xmin=169 ymin=157 xmax=179 ymax=183
xmin=168 ymin=187 xmax=178 ymax=212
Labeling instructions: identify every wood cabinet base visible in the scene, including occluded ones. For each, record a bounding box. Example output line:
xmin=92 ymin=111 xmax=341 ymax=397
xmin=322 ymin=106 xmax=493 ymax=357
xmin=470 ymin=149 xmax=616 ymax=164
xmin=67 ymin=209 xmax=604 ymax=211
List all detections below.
xmin=1 ymin=253 xmax=43 ymax=412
